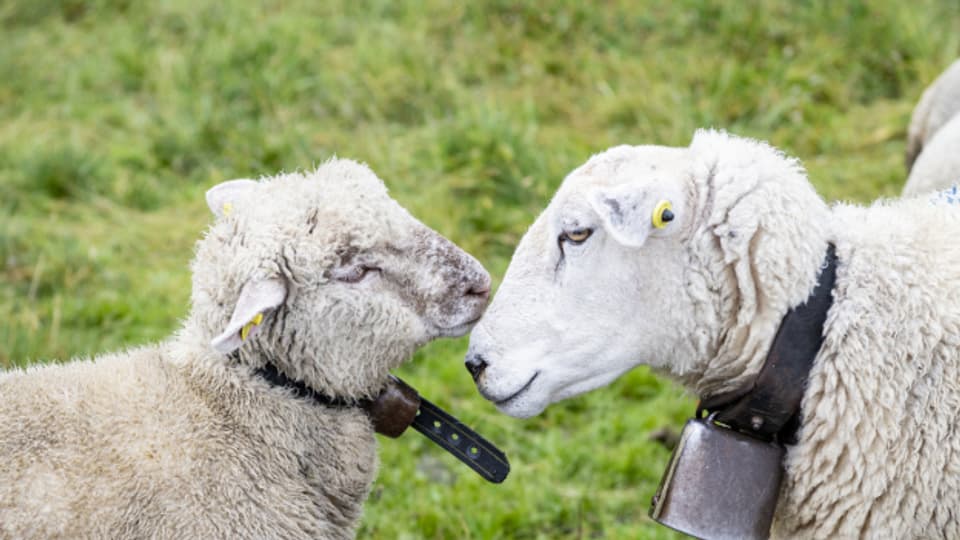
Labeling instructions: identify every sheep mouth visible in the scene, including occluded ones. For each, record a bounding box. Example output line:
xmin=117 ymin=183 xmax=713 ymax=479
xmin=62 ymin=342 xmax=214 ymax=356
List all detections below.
xmin=492 ymin=371 xmax=540 ymax=406
xmin=435 ymin=316 xmax=484 ymax=337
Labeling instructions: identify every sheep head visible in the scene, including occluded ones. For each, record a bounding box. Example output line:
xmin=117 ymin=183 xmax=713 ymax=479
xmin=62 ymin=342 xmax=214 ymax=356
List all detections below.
xmin=189 ymin=159 xmax=491 ymax=399
xmin=466 ymin=130 xmax=831 ymax=418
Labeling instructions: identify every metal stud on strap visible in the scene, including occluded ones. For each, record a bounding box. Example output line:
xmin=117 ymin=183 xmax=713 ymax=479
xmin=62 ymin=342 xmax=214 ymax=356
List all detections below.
xmin=411 ymin=397 xmax=510 ymax=484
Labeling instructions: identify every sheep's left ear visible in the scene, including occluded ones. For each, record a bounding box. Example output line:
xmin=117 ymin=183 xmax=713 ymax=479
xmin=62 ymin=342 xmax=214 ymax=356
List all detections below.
xmin=588 ymin=182 xmax=680 ymax=248
xmin=205 ymin=179 xmax=258 ymax=218
xmin=211 ymin=277 xmax=287 ymax=354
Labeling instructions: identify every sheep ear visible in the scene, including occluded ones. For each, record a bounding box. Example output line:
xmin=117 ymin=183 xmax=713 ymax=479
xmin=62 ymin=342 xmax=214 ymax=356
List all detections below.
xmin=211 ymin=277 xmax=287 ymax=354
xmin=205 ymin=179 xmax=258 ymax=218
xmin=587 ymin=182 xmax=656 ymax=248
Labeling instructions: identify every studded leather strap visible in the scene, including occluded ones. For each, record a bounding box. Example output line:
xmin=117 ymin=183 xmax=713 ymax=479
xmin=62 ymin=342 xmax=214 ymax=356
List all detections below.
xmin=412 ymin=396 xmax=510 ymax=483
xmin=254 ymin=366 xmax=510 ymax=483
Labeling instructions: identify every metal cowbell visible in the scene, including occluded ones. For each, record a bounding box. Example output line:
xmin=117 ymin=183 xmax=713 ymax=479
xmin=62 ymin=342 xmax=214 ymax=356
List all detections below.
xmin=649 ymin=418 xmax=784 ymax=540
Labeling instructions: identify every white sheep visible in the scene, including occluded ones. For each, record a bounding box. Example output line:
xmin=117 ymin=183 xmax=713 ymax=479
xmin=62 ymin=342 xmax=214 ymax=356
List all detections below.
xmin=903 ymin=59 xmax=960 ymax=196
xmin=0 ymin=159 xmax=491 ymax=539
xmin=903 ymin=113 xmax=960 ymax=197
xmin=466 ymin=130 xmax=960 ymax=538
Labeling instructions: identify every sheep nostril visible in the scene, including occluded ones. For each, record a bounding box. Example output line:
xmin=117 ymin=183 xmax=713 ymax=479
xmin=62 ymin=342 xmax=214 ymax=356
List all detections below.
xmin=464 ymin=353 xmax=488 ymax=381
xmin=466 ymin=284 xmax=490 ymax=300
xmin=463 ymin=274 xmax=492 ymax=300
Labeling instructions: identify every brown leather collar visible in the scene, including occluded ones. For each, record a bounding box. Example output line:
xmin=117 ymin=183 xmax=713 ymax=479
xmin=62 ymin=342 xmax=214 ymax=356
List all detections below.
xmin=698 ymin=243 xmax=838 ymax=444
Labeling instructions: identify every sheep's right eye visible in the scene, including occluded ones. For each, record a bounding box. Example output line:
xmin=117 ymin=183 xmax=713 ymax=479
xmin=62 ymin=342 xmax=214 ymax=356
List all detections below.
xmin=333 ymin=265 xmax=380 ymax=284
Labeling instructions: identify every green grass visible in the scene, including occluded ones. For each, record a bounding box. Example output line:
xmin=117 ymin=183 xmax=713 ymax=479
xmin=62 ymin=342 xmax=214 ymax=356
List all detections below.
xmin=2 ymin=1 xmax=959 ymax=537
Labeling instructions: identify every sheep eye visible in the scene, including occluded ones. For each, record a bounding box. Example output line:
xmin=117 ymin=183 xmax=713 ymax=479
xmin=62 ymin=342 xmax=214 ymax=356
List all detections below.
xmin=560 ymin=228 xmax=593 ymax=245
xmin=333 ymin=265 xmax=380 ymax=283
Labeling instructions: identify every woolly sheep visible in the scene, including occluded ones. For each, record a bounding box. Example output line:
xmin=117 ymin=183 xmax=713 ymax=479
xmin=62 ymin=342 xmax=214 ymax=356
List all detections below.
xmin=905 ymin=59 xmax=960 ymax=172
xmin=903 ymin=112 xmax=960 ymax=197
xmin=466 ymin=130 xmax=960 ymax=538
xmin=903 ymin=59 xmax=960 ymax=196
xmin=0 ymin=160 xmax=491 ymax=539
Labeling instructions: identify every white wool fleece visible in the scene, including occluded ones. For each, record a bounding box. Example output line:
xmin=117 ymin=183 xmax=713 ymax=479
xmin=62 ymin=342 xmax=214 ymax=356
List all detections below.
xmin=0 ymin=159 xmax=491 ymax=539
xmin=469 ymin=130 xmax=960 ymax=538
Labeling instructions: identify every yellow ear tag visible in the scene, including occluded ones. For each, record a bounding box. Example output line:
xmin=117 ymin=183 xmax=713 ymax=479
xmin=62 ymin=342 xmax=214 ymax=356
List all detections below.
xmin=652 ymin=200 xmax=675 ymax=229
xmin=222 ymin=202 xmax=233 ymax=216
xmin=240 ymin=312 xmax=264 ymax=341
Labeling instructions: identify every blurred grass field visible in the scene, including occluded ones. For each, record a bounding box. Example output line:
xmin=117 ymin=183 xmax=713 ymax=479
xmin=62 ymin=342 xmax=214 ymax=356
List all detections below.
xmin=2 ymin=1 xmax=959 ymax=538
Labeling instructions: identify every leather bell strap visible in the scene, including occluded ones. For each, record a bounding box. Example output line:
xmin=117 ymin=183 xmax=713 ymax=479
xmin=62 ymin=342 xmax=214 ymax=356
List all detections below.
xmin=365 ymin=376 xmax=510 ymax=484
xmin=698 ymin=243 xmax=838 ymax=443
xmin=410 ymin=395 xmax=510 ymax=484
xmin=254 ymin=365 xmax=510 ymax=483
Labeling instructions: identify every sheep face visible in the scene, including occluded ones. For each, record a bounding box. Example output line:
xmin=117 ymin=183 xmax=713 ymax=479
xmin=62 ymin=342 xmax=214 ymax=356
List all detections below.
xmin=467 ymin=131 xmax=830 ymax=418
xmin=192 ymin=160 xmax=491 ymax=399
xmin=465 ymin=145 xmax=700 ymax=418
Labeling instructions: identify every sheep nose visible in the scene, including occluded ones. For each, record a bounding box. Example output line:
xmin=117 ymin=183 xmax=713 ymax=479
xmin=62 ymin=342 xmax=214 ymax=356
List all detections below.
xmin=464 ymin=353 xmax=488 ymax=381
xmin=461 ymin=273 xmax=492 ymax=301
xmin=465 ymin=283 xmax=490 ymax=301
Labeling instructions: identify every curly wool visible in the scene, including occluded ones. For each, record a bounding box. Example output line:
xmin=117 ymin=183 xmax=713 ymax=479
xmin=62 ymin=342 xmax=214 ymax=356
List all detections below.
xmin=468 ymin=129 xmax=960 ymax=538
xmin=774 ymin=197 xmax=960 ymax=538
xmin=1 ymin=346 xmax=376 ymax=539
xmin=0 ymin=159 xmax=489 ymax=539
xmin=681 ymin=132 xmax=960 ymax=538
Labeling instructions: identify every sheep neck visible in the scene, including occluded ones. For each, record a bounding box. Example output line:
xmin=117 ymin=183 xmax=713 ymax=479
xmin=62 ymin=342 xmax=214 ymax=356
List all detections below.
xmin=698 ymin=243 xmax=838 ymax=444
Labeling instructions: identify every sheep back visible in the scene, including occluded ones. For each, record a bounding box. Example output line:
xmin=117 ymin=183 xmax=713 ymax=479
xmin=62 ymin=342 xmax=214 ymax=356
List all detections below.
xmin=0 ymin=343 xmax=377 ymax=540
xmin=772 ymin=198 xmax=960 ymax=538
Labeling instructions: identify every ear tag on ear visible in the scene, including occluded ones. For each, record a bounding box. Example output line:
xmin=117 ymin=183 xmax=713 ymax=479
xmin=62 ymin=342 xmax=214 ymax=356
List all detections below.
xmin=240 ymin=313 xmax=264 ymax=341
xmin=652 ymin=200 xmax=675 ymax=229
xmin=222 ymin=202 xmax=233 ymax=216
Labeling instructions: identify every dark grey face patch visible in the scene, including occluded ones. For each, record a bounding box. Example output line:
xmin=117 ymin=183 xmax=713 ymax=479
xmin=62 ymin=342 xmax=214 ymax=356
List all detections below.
xmin=333 ymin=243 xmax=360 ymax=267
xmin=603 ymin=197 xmax=624 ymax=226
xmin=385 ymin=228 xmax=487 ymax=328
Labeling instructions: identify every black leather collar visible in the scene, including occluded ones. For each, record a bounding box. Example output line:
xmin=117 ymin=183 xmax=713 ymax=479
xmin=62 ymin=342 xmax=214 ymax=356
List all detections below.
xmin=253 ymin=361 xmax=511 ymax=483
xmin=254 ymin=362 xmax=367 ymax=409
xmin=698 ymin=243 xmax=838 ymax=444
